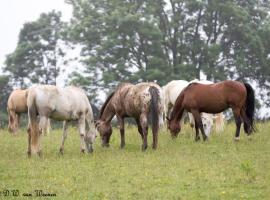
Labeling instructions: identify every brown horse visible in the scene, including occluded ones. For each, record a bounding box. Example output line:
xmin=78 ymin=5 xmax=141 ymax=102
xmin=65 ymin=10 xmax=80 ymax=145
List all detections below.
xmin=7 ymin=89 xmax=28 ymax=134
xmin=167 ymin=80 xmax=255 ymax=141
xmin=95 ymin=82 xmax=164 ymax=151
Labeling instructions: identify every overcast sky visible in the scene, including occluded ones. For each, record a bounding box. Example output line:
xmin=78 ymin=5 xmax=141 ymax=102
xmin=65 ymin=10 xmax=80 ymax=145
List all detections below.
xmin=0 ymin=0 xmax=72 ymax=72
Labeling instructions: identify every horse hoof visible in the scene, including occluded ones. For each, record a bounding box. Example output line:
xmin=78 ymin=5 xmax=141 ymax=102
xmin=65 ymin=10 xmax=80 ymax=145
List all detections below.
xmin=81 ymin=149 xmax=85 ymax=153
xmin=152 ymin=144 xmax=157 ymax=150
xmin=234 ymin=137 xmax=240 ymax=142
xmin=102 ymin=143 xmax=110 ymax=148
xmin=120 ymin=144 xmax=125 ymax=149
xmin=203 ymin=137 xmax=208 ymax=141
xmin=141 ymin=145 xmax=147 ymax=151
xmin=59 ymin=148 xmax=64 ymax=155
xmin=37 ymin=151 xmax=43 ymax=157
xmin=195 ymin=137 xmax=200 ymax=142
xmin=247 ymin=135 xmax=252 ymax=141
xmin=27 ymin=151 xmax=31 ymax=158
xmin=88 ymin=149 xmax=93 ymax=153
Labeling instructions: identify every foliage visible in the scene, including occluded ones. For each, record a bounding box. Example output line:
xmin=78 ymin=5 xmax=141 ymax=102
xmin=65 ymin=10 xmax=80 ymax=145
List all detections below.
xmin=4 ymin=10 xmax=66 ymax=87
xmin=66 ymin=0 xmax=270 ymax=104
xmin=0 ymin=123 xmax=270 ymax=199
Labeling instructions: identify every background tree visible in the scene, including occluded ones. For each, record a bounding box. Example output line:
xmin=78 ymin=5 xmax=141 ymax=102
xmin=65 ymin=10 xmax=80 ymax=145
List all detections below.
xmin=66 ymin=0 xmax=270 ymax=105
xmin=5 ymin=10 xmax=66 ymax=86
xmin=0 ymin=75 xmax=12 ymax=128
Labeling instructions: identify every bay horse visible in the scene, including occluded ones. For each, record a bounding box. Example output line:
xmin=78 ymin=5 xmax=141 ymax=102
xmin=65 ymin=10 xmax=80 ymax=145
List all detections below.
xmin=7 ymin=89 xmax=50 ymax=135
xmin=27 ymin=85 xmax=97 ymax=156
xmin=162 ymin=80 xmax=225 ymax=135
xmin=95 ymin=82 xmax=164 ymax=151
xmin=167 ymin=80 xmax=255 ymax=141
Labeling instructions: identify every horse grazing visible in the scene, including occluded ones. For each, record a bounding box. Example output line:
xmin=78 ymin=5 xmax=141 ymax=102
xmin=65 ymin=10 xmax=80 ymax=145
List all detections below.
xmin=162 ymin=80 xmax=225 ymax=135
xmin=167 ymin=80 xmax=255 ymax=141
xmin=95 ymin=82 xmax=164 ymax=151
xmin=27 ymin=85 xmax=97 ymax=156
xmin=7 ymin=89 xmax=51 ymax=135
xmin=188 ymin=79 xmax=225 ymax=133
xmin=7 ymin=89 xmax=28 ymax=134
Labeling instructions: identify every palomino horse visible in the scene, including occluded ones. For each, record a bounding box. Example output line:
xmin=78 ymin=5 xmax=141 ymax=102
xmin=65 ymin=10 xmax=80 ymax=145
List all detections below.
xmin=7 ymin=89 xmax=50 ymax=135
xmin=27 ymin=85 xmax=97 ymax=156
xmin=95 ymin=82 xmax=164 ymax=151
xmin=162 ymin=80 xmax=225 ymax=135
xmin=167 ymin=81 xmax=255 ymax=141
xmin=7 ymin=89 xmax=28 ymax=133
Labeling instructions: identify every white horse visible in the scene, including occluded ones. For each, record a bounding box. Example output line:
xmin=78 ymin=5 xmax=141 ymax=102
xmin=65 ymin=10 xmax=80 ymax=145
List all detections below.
xmin=163 ymin=80 xmax=225 ymax=136
xmin=27 ymin=85 xmax=97 ymax=156
xmin=162 ymin=80 xmax=189 ymax=119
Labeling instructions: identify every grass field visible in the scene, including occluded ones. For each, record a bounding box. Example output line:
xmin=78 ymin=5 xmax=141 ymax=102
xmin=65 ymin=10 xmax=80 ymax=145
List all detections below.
xmin=0 ymin=123 xmax=270 ymax=199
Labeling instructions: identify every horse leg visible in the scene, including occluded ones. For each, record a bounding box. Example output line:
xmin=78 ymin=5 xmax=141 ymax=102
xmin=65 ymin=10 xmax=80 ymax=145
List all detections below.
xmin=59 ymin=121 xmax=68 ymax=155
xmin=191 ymin=109 xmax=208 ymax=141
xmin=135 ymin=118 xmax=144 ymax=140
xmin=117 ymin=116 xmax=125 ymax=149
xmin=233 ymin=108 xmax=242 ymax=141
xmin=78 ymin=116 xmax=86 ymax=153
xmin=140 ymin=114 xmax=148 ymax=151
xmin=27 ymin=124 xmax=31 ymax=157
xmin=39 ymin=116 xmax=48 ymax=136
xmin=8 ymin=110 xmax=16 ymax=134
xmin=45 ymin=118 xmax=51 ymax=135
xmin=194 ymin=121 xmax=200 ymax=141
xmin=16 ymin=113 xmax=21 ymax=133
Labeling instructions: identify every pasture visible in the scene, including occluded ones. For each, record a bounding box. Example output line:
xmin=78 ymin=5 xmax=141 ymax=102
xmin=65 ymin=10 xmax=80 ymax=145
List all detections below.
xmin=0 ymin=123 xmax=269 ymax=199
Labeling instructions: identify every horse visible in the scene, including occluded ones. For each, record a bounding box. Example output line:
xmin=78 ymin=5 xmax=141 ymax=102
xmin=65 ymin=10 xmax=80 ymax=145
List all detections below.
xmin=167 ymin=80 xmax=255 ymax=141
xmin=7 ymin=89 xmax=28 ymax=133
xmin=27 ymin=85 xmax=97 ymax=156
xmin=162 ymin=80 xmax=225 ymax=135
xmin=95 ymin=82 xmax=164 ymax=151
xmin=7 ymin=89 xmax=51 ymax=135
xmin=188 ymin=79 xmax=226 ymax=133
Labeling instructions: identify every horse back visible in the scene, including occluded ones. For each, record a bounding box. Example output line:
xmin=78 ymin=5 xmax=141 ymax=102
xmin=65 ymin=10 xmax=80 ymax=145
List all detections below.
xmin=7 ymin=89 xmax=28 ymax=113
xmin=182 ymin=81 xmax=246 ymax=113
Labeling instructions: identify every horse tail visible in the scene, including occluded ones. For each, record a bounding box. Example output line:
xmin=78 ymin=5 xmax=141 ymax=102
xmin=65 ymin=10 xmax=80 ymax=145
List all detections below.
xmin=149 ymin=86 xmax=162 ymax=133
xmin=27 ymin=89 xmax=40 ymax=153
xmin=243 ymin=83 xmax=255 ymax=134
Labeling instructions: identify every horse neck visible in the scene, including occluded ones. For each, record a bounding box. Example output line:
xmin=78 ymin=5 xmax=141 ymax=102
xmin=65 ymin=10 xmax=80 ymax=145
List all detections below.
xmin=100 ymin=100 xmax=115 ymax=123
xmin=170 ymin=93 xmax=185 ymax=123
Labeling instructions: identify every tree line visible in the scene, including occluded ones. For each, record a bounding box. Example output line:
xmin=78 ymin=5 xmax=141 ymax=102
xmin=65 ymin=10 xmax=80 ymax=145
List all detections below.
xmin=1 ymin=0 xmax=270 ymax=125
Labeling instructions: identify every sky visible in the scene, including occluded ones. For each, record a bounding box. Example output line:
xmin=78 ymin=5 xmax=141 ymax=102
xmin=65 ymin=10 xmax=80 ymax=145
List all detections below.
xmin=0 ymin=0 xmax=73 ymax=81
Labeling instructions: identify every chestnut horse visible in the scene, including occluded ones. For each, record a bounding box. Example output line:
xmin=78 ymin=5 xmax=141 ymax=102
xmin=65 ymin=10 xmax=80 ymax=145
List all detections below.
xmin=95 ymin=82 xmax=164 ymax=151
xmin=167 ymin=81 xmax=255 ymax=141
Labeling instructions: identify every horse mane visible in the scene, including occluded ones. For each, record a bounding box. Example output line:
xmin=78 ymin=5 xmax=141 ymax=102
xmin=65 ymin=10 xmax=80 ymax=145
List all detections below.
xmin=99 ymin=91 xmax=115 ymax=119
xmin=99 ymin=83 xmax=132 ymax=119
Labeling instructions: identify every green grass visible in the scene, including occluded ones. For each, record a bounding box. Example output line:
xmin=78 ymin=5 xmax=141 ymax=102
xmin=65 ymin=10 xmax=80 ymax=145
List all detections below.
xmin=0 ymin=123 xmax=270 ymax=199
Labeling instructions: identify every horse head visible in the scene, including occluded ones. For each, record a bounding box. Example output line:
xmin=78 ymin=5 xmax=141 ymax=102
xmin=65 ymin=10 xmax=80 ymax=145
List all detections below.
xmin=166 ymin=116 xmax=181 ymax=138
xmin=85 ymin=126 xmax=98 ymax=153
xmin=95 ymin=120 xmax=112 ymax=147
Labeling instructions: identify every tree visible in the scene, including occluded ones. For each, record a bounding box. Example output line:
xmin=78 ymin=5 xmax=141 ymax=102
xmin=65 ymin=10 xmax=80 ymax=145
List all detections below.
xmin=5 ymin=10 xmax=66 ymax=86
xmin=66 ymin=0 xmax=270 ymax=104
xmin=0 ymin=75 xmax=12 ymax=128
